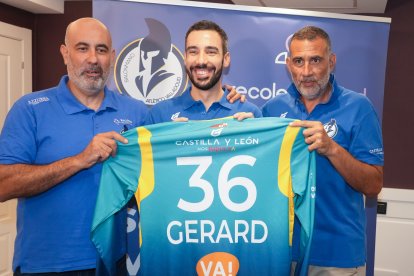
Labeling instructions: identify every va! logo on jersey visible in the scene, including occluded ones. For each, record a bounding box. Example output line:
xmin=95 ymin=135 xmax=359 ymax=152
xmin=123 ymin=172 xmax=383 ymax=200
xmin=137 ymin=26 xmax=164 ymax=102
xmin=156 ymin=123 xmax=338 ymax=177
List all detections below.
xmin=324 ymin=119 xmax=338 ymax=138
xmin=114 ymin=18 xmax=188 ymax=106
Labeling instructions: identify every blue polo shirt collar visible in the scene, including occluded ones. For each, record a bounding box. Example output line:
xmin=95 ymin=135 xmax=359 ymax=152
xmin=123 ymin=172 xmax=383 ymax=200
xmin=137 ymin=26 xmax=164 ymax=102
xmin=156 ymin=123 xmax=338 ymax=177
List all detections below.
xmin=56 ymin=75 xmax=118 ymax=114
xmin=181 ymin=86 xmax=232 ymax=111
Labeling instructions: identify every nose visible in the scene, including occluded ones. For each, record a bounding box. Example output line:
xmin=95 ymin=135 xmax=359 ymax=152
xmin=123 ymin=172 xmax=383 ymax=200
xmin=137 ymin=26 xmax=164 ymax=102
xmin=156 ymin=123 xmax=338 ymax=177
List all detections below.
xmin=86 ymin=49 xmax=98 ymax=64
xmin=196 ymin=52 xmax=206 ymax=64
xmin=302 ymin=62 xmax=312 ymax=76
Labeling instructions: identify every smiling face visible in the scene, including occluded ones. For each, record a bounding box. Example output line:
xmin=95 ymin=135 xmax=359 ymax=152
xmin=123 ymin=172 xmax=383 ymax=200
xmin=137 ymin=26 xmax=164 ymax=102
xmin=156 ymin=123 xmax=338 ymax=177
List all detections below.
xmin=60 ymin=18 xmax=115 ymax=97
xmin=184 ymin=30 xmax=230 ymax=91
xmin=286 ymin=36 xmax=336 ymax=101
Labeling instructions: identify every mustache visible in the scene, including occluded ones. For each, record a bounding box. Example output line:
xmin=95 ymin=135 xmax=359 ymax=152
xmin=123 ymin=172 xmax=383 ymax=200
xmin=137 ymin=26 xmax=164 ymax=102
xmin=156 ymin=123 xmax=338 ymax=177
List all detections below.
xmin=81 ymin=65 xmax=103 ymax=76
xmin=299 ymin=77 xmax=317 ymax=83
xmin=190 ymin=64 xmax=216 ymax=71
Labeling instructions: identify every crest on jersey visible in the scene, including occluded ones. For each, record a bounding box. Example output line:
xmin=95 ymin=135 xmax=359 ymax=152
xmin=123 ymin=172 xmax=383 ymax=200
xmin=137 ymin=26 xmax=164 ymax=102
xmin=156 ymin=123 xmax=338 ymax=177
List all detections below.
xmin=114 ymin=18 xmax=188 ymax=106
xmin=210 ymin=123 xmax=228 ymax=137
xmin=324 ymin=119 xmax=338 ymax=138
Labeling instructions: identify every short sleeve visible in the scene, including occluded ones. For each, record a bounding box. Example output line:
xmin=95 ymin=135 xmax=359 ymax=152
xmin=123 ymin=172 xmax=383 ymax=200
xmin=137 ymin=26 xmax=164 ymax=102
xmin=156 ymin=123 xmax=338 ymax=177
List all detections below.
xmin=0 ymin=98 xmax=37 ymax=164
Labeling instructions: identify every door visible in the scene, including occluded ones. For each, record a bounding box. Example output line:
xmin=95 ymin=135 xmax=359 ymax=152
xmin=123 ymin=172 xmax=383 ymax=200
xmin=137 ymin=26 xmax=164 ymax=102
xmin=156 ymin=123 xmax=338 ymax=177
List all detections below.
xmin=0 ymin=21 xmax=32 ymax=276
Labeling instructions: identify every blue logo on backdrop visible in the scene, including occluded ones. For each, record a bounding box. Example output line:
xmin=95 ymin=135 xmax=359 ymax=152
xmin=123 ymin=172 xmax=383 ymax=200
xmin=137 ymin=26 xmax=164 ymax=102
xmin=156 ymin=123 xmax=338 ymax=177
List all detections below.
xmin=114 ymin=18 xmax=188 ymax=106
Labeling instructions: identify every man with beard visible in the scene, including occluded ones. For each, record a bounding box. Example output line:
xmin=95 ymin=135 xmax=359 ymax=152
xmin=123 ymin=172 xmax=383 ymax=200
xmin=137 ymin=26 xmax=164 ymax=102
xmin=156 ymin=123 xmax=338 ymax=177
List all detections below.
xmin=262 ymin=26 xmax=384 ymax=275
xmin=0 ymin=18 xmax=147 ymax=275
xmin=145 ymin=20 xmax=261 ymax=124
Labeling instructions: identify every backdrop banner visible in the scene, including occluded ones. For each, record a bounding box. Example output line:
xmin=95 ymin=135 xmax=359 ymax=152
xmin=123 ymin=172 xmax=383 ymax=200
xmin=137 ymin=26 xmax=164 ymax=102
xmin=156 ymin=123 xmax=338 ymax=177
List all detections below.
xmin=93 ymin=1 xmax=390 ymax=275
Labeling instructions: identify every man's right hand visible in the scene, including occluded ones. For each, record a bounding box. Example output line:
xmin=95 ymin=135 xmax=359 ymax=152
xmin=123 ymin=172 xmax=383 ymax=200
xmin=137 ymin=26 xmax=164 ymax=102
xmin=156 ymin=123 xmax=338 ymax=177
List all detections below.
xmin=77 ymin=131 xmax=128 ymax=168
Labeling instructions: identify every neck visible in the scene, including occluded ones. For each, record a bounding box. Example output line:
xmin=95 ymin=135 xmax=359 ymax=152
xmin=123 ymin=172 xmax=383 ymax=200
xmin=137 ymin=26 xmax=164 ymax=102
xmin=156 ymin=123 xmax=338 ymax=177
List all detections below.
xmin=302 ymin=83 xmax=332 ymax=114
xmin=190 ymin=82 xmax=224 ymax=111
xmin=67 ymin=80 xmax=105 ymax=111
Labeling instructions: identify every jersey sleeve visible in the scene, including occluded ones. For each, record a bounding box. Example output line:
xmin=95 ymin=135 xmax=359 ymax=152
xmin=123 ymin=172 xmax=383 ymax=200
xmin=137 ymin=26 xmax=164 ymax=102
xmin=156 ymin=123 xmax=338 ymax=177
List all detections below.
xmin=91 ymin=128 xmax=144 ymax=275
xmin=349 ymin=104 xmax=384 ymax=165
xmin=291 ymin=127 xmax=316 ymax=276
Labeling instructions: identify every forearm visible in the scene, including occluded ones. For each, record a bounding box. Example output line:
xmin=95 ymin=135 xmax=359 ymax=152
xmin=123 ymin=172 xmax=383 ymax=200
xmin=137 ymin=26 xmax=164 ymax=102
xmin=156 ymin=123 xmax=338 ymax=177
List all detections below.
xmin=0 ymin=155 xmax=86 ymax=202
xmin=326 ymin=143 xmax=383 ymax=197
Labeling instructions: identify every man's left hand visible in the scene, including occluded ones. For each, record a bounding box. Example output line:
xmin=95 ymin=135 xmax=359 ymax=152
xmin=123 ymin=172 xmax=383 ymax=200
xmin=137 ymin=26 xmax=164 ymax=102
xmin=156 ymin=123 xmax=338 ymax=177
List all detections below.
xmin=233 ymin=112 xmax=254 ymax=121
xmin=289 ymin=120 xmax=336 ymax=156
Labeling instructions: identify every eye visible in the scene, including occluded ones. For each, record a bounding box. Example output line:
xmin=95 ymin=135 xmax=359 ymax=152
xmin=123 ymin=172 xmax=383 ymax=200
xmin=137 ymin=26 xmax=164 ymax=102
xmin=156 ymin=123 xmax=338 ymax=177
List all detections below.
xmin=311 ymin=57 xmax=321 ymax=64
xmin=206 ymin=49 xmax=218 ymax=55
xmin=77 ymin=46 xmax=88 ymax=52
xmin=97 ymin=47 xmax=108 ymax=54
xmin=186 ymin=48 xmax=198 ymax=55
xmin=292 ymin=58 xmax=303 ymax=66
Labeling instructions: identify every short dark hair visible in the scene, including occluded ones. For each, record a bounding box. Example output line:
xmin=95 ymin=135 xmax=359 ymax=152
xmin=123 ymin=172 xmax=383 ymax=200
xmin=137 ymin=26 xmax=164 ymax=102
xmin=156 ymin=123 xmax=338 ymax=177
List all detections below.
xmin=290 ymin=26 xmax=332 ymax=53
xmin=185 ymin=20 xmax=228 ymax=53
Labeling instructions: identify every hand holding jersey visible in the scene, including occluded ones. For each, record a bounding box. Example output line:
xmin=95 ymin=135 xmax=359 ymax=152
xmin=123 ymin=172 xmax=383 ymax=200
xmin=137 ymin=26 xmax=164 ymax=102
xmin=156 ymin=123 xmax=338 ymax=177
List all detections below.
xmin=75 ymin=131 xmax=129 ymax=168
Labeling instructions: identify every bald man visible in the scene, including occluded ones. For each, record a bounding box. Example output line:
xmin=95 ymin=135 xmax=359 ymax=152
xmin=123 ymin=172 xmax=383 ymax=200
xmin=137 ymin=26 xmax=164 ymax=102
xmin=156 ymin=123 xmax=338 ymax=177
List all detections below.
xmin=0 ymin=18 xmax=147 ymax=275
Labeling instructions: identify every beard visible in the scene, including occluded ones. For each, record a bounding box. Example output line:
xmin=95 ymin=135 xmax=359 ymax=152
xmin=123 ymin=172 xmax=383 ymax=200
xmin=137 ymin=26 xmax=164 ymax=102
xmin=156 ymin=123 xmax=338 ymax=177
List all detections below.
xmin=67 ymin=63 xmax=108 ymax=95
xmin=294 ymin=72 xmax=330 ymax=101
xmin=186 ymin=63 xmax=223 ymax=91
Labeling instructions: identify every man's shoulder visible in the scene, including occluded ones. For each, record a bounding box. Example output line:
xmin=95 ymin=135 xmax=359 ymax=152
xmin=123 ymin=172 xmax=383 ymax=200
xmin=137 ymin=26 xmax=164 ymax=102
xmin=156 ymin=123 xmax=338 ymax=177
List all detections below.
xmin=145 ymin=96 xmax=185 ymax=124
xmin=151 ymin=95 xmax=183 ymax=111
xmin=14 ymin=87 xmax=58 ymax=108
xmin=262 ymin=92 xmax=292 ymax=108
xmin=337 ymin=86 xmax=375 ymax=108
xmin=236 ymin=100 xmax=261 ymax=114
xmin=108 ymin=90 xmax=147 ymax=108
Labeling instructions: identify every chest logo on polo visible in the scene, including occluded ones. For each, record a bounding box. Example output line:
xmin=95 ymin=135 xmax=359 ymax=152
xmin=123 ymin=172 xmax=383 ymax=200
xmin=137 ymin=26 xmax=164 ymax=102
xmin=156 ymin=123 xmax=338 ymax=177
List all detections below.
xmin=114 ymin=18 xmax=188 ymax=106
xmin=324 ymin=119 xmax=338 ymax=138
xmin=114 ymin=118 xmax=133 ymax=134
xmin=171 ymin=112 xmax=180 ymax=121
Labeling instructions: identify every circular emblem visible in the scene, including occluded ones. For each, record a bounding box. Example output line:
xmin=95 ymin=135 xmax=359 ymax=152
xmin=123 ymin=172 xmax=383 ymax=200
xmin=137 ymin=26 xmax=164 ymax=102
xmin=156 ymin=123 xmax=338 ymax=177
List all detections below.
xmin=323 ymin=119 xmax=338 ymax=139
xmin=114 ymin=39 xmax=188 ymax=106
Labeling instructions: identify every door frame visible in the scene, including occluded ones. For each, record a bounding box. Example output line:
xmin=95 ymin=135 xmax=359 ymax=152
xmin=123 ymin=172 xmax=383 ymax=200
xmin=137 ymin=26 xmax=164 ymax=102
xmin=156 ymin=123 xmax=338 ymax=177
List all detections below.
xmin=0 ymin=21 xmax=32 ymax=95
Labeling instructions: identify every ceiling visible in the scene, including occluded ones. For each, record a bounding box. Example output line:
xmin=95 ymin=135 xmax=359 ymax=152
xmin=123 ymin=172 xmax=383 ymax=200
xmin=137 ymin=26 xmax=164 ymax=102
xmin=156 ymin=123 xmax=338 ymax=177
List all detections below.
xmin=0 ymin=0 xmax=389 ymax=14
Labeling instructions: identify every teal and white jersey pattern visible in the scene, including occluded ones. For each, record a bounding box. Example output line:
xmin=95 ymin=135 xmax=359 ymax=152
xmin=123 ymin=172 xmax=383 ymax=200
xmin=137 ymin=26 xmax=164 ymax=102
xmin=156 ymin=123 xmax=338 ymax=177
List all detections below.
xmin=92 ymin=117 xmax=316 ymax=276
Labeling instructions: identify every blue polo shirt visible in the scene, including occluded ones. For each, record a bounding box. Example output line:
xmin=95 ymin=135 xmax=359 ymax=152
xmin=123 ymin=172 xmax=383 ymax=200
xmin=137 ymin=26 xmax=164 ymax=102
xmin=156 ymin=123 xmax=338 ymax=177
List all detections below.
xmin=262 ymin=74 xmax=384 ymax=268
xmin=145 ymin=86 xmax=262 ymax=124
xmin=0 ymin=76 xmax=148 ymax=273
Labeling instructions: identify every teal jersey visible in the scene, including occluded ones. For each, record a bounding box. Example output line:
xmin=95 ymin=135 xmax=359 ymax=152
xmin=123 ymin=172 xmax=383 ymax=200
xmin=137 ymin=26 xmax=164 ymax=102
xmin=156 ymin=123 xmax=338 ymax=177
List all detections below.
xmin=92 ymin=117 xmax=316 ymax=275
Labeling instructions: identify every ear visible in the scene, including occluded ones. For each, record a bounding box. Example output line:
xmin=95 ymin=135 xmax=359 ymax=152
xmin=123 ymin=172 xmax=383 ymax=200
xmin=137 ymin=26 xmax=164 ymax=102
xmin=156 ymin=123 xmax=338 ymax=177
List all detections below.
xmin=223 ymin=51 xmax=230 ymax=68
xmin=60 ymin=44 xmax=68 ymax=65
xmin=329 ymin=53 xmax=336 ymax=72
xmin=285 ymin=56 xmax=292 ymax=73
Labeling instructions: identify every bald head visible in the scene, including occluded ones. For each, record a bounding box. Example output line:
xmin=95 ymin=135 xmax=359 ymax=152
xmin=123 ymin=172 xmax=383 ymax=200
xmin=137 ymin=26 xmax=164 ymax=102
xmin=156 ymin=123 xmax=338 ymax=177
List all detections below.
xmin=64 ymin=17 xmax=112 ymax=48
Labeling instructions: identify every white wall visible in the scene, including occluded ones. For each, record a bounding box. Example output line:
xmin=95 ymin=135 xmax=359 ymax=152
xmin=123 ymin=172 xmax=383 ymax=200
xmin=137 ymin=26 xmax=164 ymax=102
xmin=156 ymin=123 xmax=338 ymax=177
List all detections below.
xmin=375 ymin=188 xmax=414 ymax=276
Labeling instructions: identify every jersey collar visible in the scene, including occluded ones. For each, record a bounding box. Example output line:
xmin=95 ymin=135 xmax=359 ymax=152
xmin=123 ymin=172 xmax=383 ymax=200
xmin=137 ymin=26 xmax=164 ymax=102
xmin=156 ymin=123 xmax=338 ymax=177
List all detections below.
xmin=181 ymin=86 xmax=232 ymax=111
xmin=56 ymin=75 xmax=118 ymax=114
